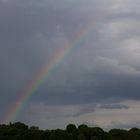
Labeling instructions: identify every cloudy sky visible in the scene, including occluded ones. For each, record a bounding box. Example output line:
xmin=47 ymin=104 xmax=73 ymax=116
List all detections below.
xmin=1 ymin=0 xmax=140 ymax=130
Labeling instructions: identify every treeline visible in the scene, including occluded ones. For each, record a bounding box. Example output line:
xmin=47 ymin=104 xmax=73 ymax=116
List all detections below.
xmin=0 ymin=122 xmax=140 ymax=140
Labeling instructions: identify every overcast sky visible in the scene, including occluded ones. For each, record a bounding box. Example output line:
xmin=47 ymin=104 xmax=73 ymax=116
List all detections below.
xmin=1 ymin=0 xmax=140 ymax=130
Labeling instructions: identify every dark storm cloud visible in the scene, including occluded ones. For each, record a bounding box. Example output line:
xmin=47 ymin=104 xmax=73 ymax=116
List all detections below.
xmin=0 ymin=0 xmax=105 ymax=119
xmin=1 ymin=0 xmax=140 ymax=129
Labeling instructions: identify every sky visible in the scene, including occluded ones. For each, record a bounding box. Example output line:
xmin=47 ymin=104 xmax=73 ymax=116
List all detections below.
xmin=1 ymin=0 xmax=140 ymax=130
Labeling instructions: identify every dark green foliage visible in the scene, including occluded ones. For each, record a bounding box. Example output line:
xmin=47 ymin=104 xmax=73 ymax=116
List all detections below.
xmin=0 ymin=122 xmax=140 ymax=140
xmin=30 ymin=126 xmax=39 ymax=130
xmin=10 ymin=122 xmax=28 ymax=130
xmin=77 ymin=133 xmax=86 ymax=140
xmin=78 ymin=124 xmax=88 ymax=129
xmin=127 ymin=128 xmax=140 ymax=140
xmin=109 ymin=129 xmax=128 ymax=140
xmin=66 ymin=124 xmax=77 ymax=133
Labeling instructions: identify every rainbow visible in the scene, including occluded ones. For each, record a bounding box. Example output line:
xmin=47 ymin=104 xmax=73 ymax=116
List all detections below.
xmin=3 ymin=11 xmax=110 ymax=123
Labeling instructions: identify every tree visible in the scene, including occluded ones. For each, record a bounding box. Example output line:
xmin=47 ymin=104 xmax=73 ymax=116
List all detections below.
xmin=90 ymin=136 xmax=98 ymax=140
xmin=30 ymin=126 xmax=39 ymax=130
xmin=66 ymin=124 xmax=77 ymax=133
xmin=109 ymin=129 xmax=127 ymax=140
xmin=78 ymin=124 xmax=88 ymax=129
xmin=11 ymin=122 xmax=28 ymax=130
xmin=77 ymin=133 xmax=86 ymax=140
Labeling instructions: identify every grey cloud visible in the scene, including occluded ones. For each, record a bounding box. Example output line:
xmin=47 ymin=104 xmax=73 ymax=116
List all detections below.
xmin=98 ymin=104 xmax=128 ymax=109
xmin=1 ymin=0 xmax=140 ymax=129
xmin=17 ymin=102 xmax=96 ymax=129
xmin=71 ymin=104 xmax=95 ymax=117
